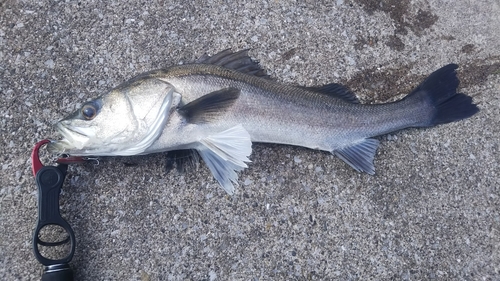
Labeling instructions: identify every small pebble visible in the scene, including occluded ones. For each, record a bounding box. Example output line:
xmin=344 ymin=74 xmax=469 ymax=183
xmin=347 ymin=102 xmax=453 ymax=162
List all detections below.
xmin=294 ymin=156 xmax=302 ymax=163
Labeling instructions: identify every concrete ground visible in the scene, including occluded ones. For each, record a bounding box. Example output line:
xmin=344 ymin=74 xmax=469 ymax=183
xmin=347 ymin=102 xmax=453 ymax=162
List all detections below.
xmin=1 ymin=0 xmax=499 ymax=280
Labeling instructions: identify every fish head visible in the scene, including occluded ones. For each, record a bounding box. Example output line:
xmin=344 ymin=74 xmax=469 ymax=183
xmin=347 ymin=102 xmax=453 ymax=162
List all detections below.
xmin=47 ymin=78 xmax=180 ymax=156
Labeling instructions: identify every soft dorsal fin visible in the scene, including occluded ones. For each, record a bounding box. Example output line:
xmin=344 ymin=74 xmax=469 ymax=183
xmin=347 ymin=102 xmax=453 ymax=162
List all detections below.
xmin=334 ymin=138 xmax=379 ymax=174
xmin=178 ymin=87 xmax=240 ymax=123
xmin=305 ymin=83 xmax=359 ymax=104
xmin=196 ymin=49 xmax=271 ymax=79
xmin=195 ymin=124 xmax=252 ymax=195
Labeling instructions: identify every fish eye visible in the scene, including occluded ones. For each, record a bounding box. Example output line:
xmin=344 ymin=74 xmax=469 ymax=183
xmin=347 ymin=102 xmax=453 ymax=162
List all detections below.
xmin=81 ymin=103 xmax=97 ymax=120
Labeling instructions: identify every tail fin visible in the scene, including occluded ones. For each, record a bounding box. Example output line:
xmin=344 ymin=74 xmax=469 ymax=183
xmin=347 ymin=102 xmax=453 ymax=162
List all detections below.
xmin=406 ymin=64 xmax=479 ymax=127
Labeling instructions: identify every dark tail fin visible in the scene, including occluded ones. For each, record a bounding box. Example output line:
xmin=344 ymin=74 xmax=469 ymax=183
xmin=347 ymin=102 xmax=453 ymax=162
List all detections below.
xmin=406 ymin=64 xmax=479 ymax=127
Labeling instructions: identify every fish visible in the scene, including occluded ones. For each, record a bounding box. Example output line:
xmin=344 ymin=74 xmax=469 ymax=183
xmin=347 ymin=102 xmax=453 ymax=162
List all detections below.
xmin=47 ymin=49 xmax=479 ymax=194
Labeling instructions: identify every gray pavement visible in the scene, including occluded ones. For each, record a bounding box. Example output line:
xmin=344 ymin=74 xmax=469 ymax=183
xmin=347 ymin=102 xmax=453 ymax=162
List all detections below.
xmin=1 ymin=0 xmax=499 ymax=280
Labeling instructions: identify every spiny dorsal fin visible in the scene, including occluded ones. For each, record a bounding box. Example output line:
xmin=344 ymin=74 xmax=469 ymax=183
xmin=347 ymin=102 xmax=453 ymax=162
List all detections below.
xmin=178 ymin=87 xmax=240 ymax=123
xmin=195 ymin=124 xmax=252 ymax=195
xmin=196 ymin=49 xmax=271 ymax=79
xmin=334 ymin=138 xmax=379 ymax=174
xmin=165 ymin=149 xmax=200 ymax=174
xmin=305 ymin=83 xmax=359 ymax=104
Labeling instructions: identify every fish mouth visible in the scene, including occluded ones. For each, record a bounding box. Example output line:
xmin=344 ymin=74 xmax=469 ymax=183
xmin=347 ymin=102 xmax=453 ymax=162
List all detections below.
xmin=46 ymin=139 xmax=73 ymax=154
xmin=46 ymin=122 xmax=93 ymax=155
xmin=57 ymin=121 xmax=94 ymax=139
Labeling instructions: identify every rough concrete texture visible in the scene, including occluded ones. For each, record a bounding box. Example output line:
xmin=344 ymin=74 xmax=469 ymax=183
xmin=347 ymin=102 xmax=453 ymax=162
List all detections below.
xmin=1 ymin=0 xmax=499 ymax=280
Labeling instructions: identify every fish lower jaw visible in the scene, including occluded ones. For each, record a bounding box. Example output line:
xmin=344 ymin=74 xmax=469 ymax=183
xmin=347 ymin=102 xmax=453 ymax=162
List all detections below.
xmin=46 ymin=139 xmax=72 ymax=154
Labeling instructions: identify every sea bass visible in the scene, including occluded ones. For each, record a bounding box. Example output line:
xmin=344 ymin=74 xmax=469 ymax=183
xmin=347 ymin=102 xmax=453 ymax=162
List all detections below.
xmin=48 ymin=50 xmax=479 ymax=194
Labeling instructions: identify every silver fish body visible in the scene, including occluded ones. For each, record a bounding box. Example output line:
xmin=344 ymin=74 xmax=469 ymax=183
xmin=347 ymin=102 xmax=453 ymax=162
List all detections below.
xmin=146 ymin=64 xmax=428 ymax=152
xmin=48 ymin=50 xmax=479 ymax=194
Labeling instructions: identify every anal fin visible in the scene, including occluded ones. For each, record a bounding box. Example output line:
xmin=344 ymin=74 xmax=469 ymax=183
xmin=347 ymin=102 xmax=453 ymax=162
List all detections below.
xmin=196 ymin=125 xmax=252 ymax=195
xmin=334 ymin=139 xmax=379 ymax=175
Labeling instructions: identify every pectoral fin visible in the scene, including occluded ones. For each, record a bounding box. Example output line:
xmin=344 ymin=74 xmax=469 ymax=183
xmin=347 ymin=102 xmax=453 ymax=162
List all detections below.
xmin=334 ymin=139 xmax=379 ymax=175
xmin=196 ymin=124 xmax=252 ymax=195
xmin=178 ymin=87 xmax=240 ymax=123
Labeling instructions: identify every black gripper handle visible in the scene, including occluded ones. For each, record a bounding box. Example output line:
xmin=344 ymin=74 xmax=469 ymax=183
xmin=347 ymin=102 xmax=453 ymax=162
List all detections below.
xmin=33 ymin=165 xmax=76 ymax=267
